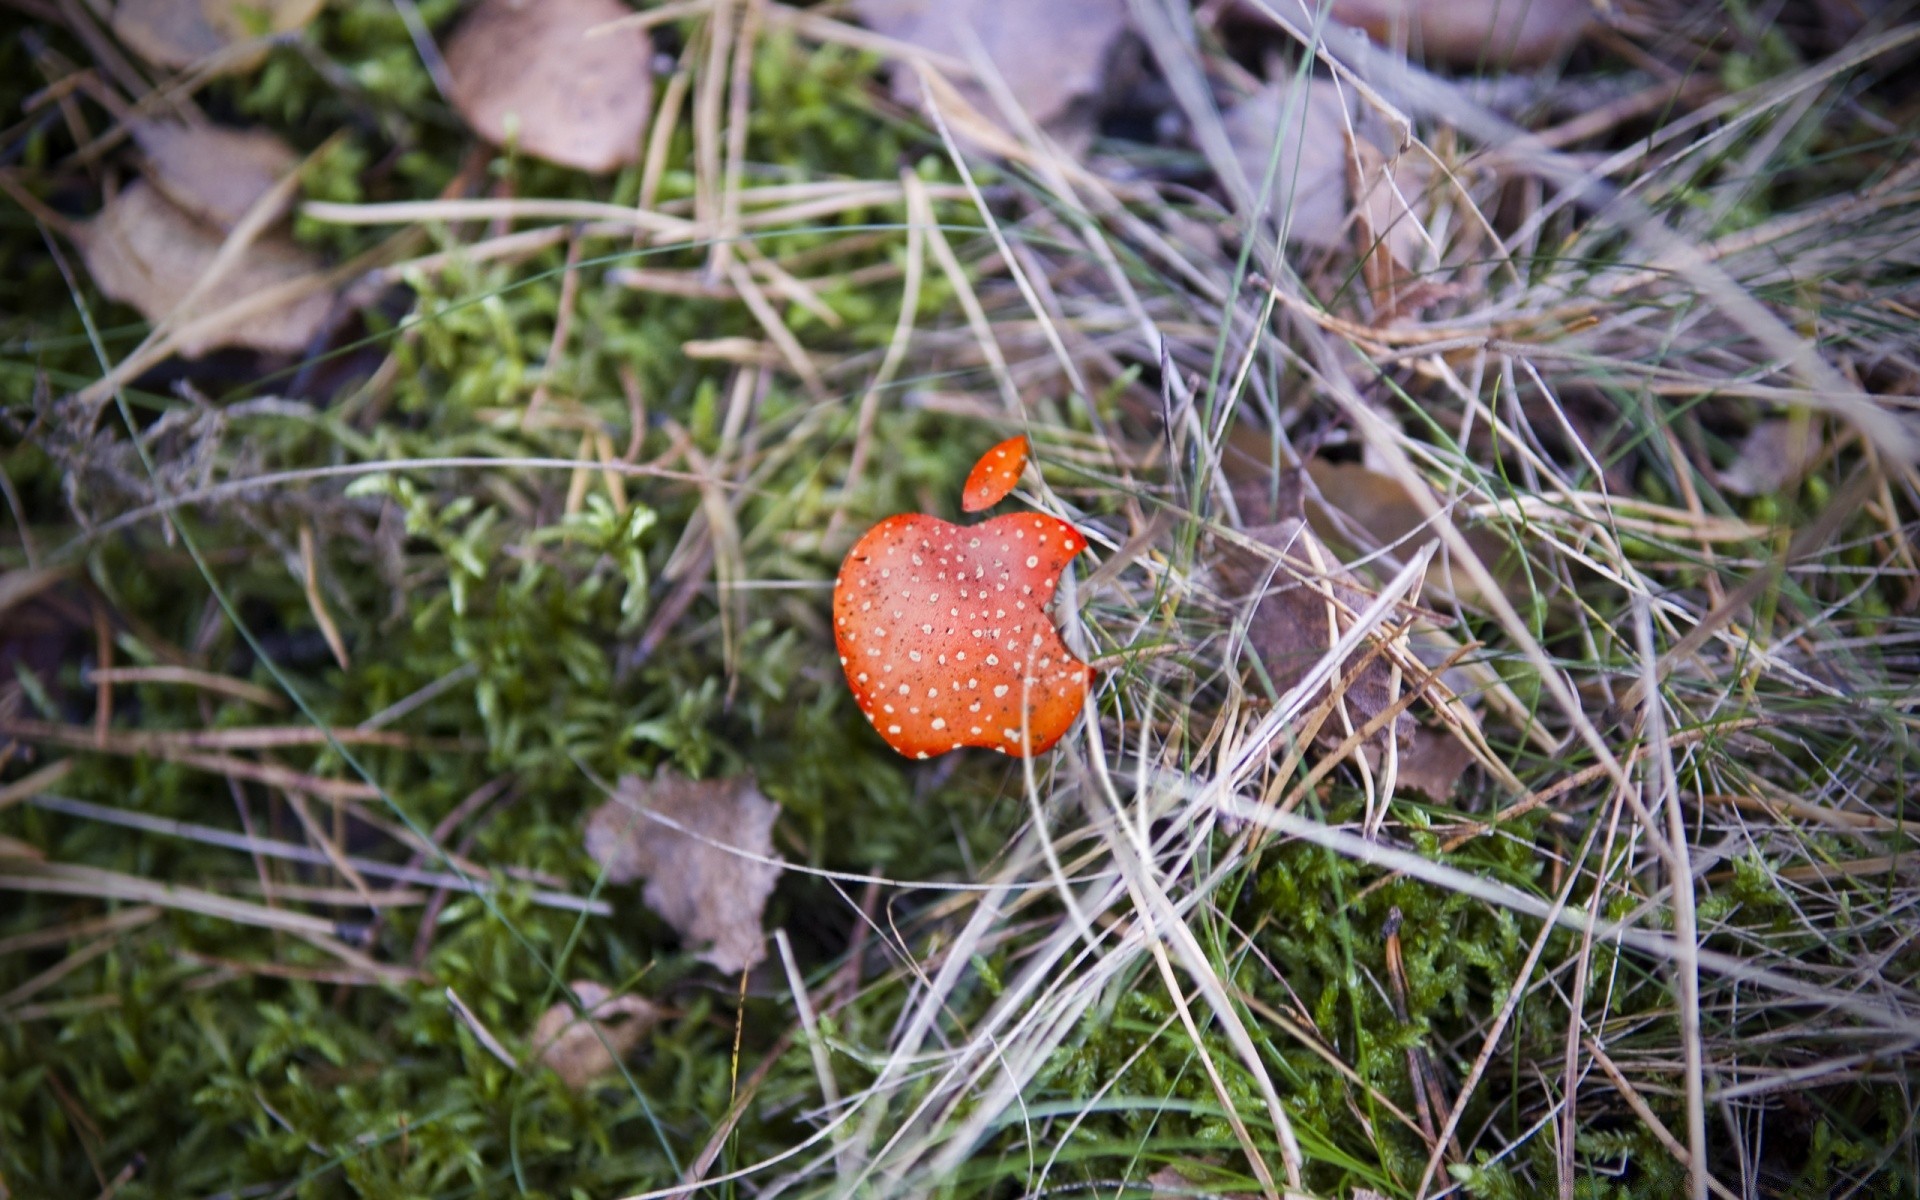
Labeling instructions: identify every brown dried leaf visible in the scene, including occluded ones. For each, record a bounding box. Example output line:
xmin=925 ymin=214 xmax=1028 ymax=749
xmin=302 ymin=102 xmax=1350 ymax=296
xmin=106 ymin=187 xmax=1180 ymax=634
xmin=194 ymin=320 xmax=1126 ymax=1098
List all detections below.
xmin=1223 ymin=516 xmax=1414 ymax=754
xmin=1221 ymin=450 xmax=1485 ymax=799
xmin=1397 ymin=724 xmax=1475 ymax=801
xmin=112 ymin=0 xmax=325 ymax=73
xmin=531 ymin=981 xmax=660 ymax=1090
xmin=445 ymin=0 xmax=654 ymax=174
xmin=1328 ymin=0 xmax=1593 ymax=69
xmin=1222 ymin=79 xmax=1354 ymax=250
xmin=584 ymin=773 xmax=782 ymax=973
xmin=1715 ymin=418 xmax=1824 ymax=497
xmin=77 ymin=181 xmax=332 ymax=357
xmin=1223 ymin=513 xmax=1475 ymax=798
xmin=851 ymin=0 xmax=1129 ymax=136
xmin=133 ymin=120 xmax=300 ymax=231
xmin=1305 ymin=459 xmax=1516 ymax=606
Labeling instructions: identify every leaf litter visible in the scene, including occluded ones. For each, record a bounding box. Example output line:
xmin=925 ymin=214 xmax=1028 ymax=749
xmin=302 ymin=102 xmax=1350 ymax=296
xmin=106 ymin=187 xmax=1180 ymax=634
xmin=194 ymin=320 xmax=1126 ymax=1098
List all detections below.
xmin=851 ymin=0 xmax=1130 ymax=141
xmin=77 ymin=180 xmax=333 ymax=357
xmin=1222 ymin=69 xmax=1436 ymax=282
xmin=1222 ymin=78 xmax=1357 ymax=251
xmin=132 ymin=120 xmax=301 ymax=231
xmin=1219 ymin=461 xmax=1476 ymax=800
xmin=7 ymin=0 xmax=1912 ymax=1190
xmin=584 ymin=773 xmax=783 ymax=973
xmin=111 ymin=0 xmax=325 ymax=74
xmin=444 ymin=0 xmax=656 ymax=174
xmin=1326 ymin=0 xmax=1593 ymax=69
xmin=530 ymin=981 xmax=662 ymax=1090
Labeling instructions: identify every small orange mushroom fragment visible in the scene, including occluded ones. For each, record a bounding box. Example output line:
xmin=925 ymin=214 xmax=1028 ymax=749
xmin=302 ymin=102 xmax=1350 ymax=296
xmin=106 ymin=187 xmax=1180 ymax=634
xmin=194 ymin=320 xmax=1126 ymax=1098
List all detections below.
xmin=834 ymin=511 xmax=1093 ymax=758
xmin=962 ymin=435 xmax=1029 ymax=513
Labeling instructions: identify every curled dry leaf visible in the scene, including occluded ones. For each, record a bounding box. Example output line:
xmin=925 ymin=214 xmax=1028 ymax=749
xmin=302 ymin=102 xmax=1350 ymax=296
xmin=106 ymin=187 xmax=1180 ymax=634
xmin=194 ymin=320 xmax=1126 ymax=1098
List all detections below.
xmin=1328 ymin=0 xmax=1593 ymax=69
xmin=1223 ymin=74 xmax=1436 ymax=272
xmin=1349 ymin=134 xmax=1434 ymax=310
xmin=531 ymin=981 xmax=661 ymax=1090
xmin=851 ymin=0 xmax=1128 ymax=137
xmin=133 ymin=120 xmax=300 ymax=231
xmin=445 ymin=0 xmax=655 ymax=174
xmin=78 ymin=181 xmax=332 ymax=357
xmin=584 ymin=773 xmax=782 ymax=973
xmin=1222 ymin=79 xmax=1359 ymax=251
xmin=112 ymin=0 xmax=325 ymax=73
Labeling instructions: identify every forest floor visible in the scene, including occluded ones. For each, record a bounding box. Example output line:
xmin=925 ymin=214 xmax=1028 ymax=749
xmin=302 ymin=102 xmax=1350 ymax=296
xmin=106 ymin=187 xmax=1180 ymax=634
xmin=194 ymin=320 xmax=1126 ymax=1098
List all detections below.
xmin=4 ymin=1 xmax=1920 ymax=1197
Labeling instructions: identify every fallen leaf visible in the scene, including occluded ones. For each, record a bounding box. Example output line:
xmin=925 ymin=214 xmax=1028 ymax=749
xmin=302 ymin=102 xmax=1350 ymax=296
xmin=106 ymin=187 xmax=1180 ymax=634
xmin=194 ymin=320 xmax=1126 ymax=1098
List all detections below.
xmin=1221 ymin=515 xmax=1415 ymax=755
xmin=531 ymin=981 xmax=661 ymax=1090
xmin=77 ymin=181 xmax=333 ymax=357
xmin=444 ymin=0 xmax=655 ymax=173
xmin=112 ymin=0 xmax=325 ymax=73
xmin=1222 ymin=78 xmax=1355 ymax=250
xmin=133 ymin=120 xmax=300 ymax=231
xmin=1328 ymin=0 xmax=1593 ymax=69
xmin=1304 ymin=459 xmax=1516 ymax=606
xmin=584 ymin=773 xmax=782 ymax=973
xmin=1715 ymin=418 xmax=1824 ymax=497
xmin=1396 ymin=724 xmax=1475 ymax=800
xmin=851 ymin=0 xmax=1129 ymax=138
xmin=1221 ymin=516 xmax=1480 ymax=798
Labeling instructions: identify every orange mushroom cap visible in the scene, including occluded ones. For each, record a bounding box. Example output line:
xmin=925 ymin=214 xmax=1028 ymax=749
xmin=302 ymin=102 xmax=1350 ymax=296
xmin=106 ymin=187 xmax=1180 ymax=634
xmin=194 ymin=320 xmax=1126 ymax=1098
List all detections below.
xmin=834 ymin=511 xmax=1093 ymax=758
xmin=962 ymin=435 xmax=1029 ymax=513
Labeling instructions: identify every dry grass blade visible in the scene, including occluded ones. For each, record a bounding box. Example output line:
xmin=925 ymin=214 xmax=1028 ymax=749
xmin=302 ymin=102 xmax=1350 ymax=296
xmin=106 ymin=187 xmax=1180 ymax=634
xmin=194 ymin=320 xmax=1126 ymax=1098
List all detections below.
xmin=25 ymin=792 xmax=611 ymax=915
xmin=0 ymin=760 xmax=74 ymax=812
xmin=1587 ymin=1035 xmax=1744 ymax=1200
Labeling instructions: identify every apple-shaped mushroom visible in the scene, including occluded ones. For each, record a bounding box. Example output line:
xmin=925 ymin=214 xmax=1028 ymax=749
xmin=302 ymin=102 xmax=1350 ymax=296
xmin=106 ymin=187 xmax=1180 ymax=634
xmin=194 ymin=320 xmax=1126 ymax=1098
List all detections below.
xmin=834 ymin=440 xmax=1093 ymax=759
